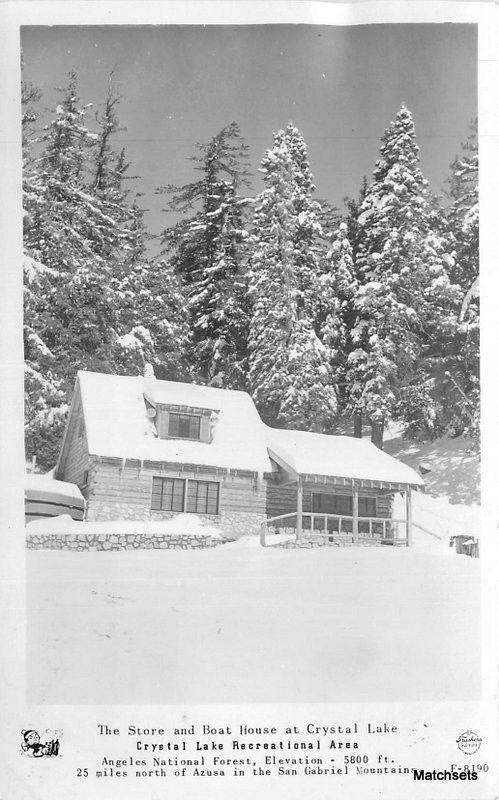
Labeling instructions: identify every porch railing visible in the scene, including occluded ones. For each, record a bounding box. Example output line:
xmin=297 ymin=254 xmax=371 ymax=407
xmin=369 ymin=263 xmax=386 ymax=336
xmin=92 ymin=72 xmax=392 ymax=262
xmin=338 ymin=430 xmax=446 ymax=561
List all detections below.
xmin=260 ymin=512 xmax=408 ymax=547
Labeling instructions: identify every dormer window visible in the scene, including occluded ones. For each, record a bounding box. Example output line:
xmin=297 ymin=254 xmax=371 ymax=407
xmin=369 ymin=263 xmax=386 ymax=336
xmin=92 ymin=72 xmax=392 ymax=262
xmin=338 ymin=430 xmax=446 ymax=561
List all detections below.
xmin=168 ymin=412 xmax=201 ymax=440
xmin=152 ymin=403 xmax=217 ymax=442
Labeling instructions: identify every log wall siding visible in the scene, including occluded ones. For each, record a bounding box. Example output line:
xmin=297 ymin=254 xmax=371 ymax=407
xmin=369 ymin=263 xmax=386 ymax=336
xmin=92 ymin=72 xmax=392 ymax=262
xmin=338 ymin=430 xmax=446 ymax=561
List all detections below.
xmin=266 ymin=481 xmax=393 ymax=520
xmin=85 ymin=460 xmax=267 ymax=537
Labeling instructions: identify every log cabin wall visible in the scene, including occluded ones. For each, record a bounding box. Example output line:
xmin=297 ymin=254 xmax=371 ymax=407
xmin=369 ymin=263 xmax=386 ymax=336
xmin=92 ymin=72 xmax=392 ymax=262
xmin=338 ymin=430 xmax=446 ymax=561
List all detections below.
xmin=84 ymin=458 xmax=267 ymax=538
xmin=266 ymin=479 xmax=393 ymax=519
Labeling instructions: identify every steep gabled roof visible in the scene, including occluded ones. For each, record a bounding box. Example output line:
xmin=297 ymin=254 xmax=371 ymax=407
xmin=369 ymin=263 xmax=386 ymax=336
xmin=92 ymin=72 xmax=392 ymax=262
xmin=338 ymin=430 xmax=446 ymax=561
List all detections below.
xmin=60 ymin=371 xmax=424 ymax=488
xmin=76 ymin=370 xmax=272 ymax=474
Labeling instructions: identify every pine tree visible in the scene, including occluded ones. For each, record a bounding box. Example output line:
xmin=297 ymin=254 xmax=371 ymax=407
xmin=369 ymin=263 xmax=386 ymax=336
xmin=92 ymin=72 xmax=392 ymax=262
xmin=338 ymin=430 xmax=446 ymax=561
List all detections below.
xmin=441 ymin=121 xmax=479 ymax=437
xmin=319 ymin=221 xmax=357 ymax=411
xmin=342 ymin=179 xmax=368 ymax=436
xmin=159 ymin=122 xmax=251 ymax=387
xmin=344 ymin=176 xmax=368 ymax=263
xmin=396 ymin=125 xmax=479 ymax=441
xmin=113 ymin=200 xmax=192 ymax=380
xmin=22 ymin=73 xmax=69 ymax=467
xmin=247 ymin=124 xmax=337 ymax=430
xmin=23 ymin=73 xmax=126 ymax=467
xmin=23 ymin=254 xmax=69 ymax=469
xmin=344 ymin=105 xmax=458 ymax=447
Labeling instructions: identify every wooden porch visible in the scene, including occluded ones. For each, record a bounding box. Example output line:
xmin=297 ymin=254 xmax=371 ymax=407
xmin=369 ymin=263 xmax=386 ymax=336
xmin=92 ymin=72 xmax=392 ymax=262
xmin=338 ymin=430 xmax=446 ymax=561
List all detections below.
xmin=261 ymin=477 xmax=414 ymax=547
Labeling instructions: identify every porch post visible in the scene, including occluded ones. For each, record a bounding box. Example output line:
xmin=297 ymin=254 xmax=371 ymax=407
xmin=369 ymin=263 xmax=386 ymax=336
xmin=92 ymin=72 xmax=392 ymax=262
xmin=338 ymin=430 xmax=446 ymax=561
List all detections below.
xmin=405 ymin=486 xmax=413 ymax=547
xmin=296 ymin=477 xmax=303 ymax=541
xmin=352 ymin=481 xmax=359 ymax=543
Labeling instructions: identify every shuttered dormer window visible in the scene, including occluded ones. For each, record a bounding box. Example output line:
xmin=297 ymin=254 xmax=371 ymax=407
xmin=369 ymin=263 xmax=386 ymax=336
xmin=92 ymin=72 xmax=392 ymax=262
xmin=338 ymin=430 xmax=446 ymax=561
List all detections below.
xmin=168 ymin=412 xmax=201 ymax=440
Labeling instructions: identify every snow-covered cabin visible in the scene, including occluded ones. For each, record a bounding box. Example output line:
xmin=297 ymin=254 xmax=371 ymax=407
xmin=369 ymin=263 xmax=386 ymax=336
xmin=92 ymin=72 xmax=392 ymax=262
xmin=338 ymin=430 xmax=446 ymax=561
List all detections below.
xmin=55 ymin=371 xmax=423 ymax=542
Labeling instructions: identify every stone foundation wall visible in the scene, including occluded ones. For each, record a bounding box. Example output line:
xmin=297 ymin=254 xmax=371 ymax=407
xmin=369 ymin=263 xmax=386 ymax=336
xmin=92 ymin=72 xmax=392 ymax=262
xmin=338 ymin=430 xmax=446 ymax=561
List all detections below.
xmin=219 ymin=509 xmax=265 ymax=538
xmin=85 ymin=504 xmax=265 ymax=539
xmin=26 ymin=533 xmax=231 ymax=551
xmin=267 ymin=534 xmax=388 ymax=549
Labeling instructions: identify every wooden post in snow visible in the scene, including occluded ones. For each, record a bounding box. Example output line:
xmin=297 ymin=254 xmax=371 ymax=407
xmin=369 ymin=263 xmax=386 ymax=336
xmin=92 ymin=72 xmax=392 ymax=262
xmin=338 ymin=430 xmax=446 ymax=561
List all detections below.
xmin=352 ymin=482 xmax=359 ymax=543
xmin=260 ymin=521 xmax=266 ymax=547
xmin=296 ymin=478 xmax=303 ymax=541
xmin=406 ymin=486 xmax=413 ymax=547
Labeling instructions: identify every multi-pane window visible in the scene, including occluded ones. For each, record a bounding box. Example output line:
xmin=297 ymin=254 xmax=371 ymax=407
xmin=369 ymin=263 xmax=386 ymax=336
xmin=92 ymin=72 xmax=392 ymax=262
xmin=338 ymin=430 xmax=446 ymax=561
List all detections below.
xmin=313 ymin=493 xmax=352 ymax=515
xmin=168 ymin=413 xmax=201 ymax=440
xmin=312 ymin=493 xmax=376 ymax=517
xmin=186 ymin=480 xmax=219 ymax=514
xmin=151 ymin=477 xmax=219 ymax=515
xmin=359 ymin=497 xmax=377 ymax=517
xmin=151 ymin=477 xmax=185 ymax=512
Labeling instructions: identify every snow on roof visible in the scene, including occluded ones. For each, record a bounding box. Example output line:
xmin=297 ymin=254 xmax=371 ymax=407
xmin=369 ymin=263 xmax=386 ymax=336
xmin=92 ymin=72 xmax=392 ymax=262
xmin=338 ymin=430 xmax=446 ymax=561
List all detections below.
xmin=25 ymin=473 xmax=84 ymax=501
xmin=265 ymin=427 xmax=424 ymax=487
xmin=77 ymin=371 xmax=272 ymax=474
xmin=145 ymin=378 xmax=224 ymax=410
xmin=73 ymin=371 xmax=423 ymax=486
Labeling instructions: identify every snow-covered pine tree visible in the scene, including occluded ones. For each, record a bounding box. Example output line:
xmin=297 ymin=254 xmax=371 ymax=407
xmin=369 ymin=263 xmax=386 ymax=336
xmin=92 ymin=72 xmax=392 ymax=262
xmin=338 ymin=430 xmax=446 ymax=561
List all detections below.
xmin=22 ymin=73 xmax=70 ymax=466
xmin=344 ymin=176 xmax=368 ymax=262
xmin=112 ymin=199 xmax=192 ymax=380
xmin=441 ymin=121 xmax=479 ymax=437
xmin=344 ymin=105 xmax=458 ymax=447
xmin=24 ymin=255 xmax=68 ymax=468
xmin=319 ymin=221 xmax=357 ymax=414
xmin=88 ymin=80 xmax=132 ymax=259
xmin=21 ymin=60 xmax=41 ymax=153
xmin=342 ymin=179 xmax=368 ymax=437
xmin=23 ymin=73 xmax=130 ymax=467
xmin=34 ymin=74 xmax=121 ymax=370
xmin=158 ymin=122 xmax=251 ymax=388
xmin=247 ymin=124 xmax=337 ymax=430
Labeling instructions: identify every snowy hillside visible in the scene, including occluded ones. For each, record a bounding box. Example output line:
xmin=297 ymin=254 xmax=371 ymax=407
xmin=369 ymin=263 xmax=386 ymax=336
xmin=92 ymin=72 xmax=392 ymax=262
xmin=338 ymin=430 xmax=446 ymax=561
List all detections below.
xmin=383 ymin=428 xmax=480 ymax=545
xmin=384 ymin=429 xmax=479 ymax=504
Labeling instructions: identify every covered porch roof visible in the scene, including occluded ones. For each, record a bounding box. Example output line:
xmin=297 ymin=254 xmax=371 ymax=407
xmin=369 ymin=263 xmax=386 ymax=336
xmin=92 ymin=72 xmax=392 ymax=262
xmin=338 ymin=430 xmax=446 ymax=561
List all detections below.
xmin=266 ymin=427 xmax=424 ymax=491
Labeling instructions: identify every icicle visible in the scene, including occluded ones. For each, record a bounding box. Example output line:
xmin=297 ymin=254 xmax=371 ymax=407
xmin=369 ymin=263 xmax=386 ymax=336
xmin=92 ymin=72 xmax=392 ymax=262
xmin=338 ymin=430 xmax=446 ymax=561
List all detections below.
xmin=119 ymin=457 xmax=126 ymax=483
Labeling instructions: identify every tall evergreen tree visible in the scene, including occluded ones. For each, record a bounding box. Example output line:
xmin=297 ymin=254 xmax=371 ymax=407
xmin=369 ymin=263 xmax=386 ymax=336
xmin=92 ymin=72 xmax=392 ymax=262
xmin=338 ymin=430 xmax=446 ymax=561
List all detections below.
xmin=113 ymin=200 xmax=192 ymax=380
xmin=395 ymin=125 xmax=479 ymax=441
xmin=23 ymin=73 xmax=129 ymax=467
xmin=344 ymin=105 xmax=457 ymax=447
xmin=319 ymin=221 xmax=357 ymax=414
xmin=344 ymin=176 xmax=368 ymax=263
xmin=159 ymin=122 xmax=251 ymax=387
xmin=342 ymin=179 xmax=368 ymax=436
xmin=247 ymin=124 xmax=337 ymax=430
xmin=441 ymin=121 xmax=479 ymax=437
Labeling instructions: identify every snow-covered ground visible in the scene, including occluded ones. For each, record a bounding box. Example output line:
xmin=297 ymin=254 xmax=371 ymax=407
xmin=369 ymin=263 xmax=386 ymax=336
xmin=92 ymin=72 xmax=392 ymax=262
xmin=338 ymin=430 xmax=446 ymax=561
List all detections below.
xmin=27 ymin=542 xmax=480 ymax=705
xmin=386 ymin=429 xmax=480 ymax=542
xmin=26 ymin=431 xmax=480 ymax=705
xmin=27 ymin=512 xmax=223 ymax=538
